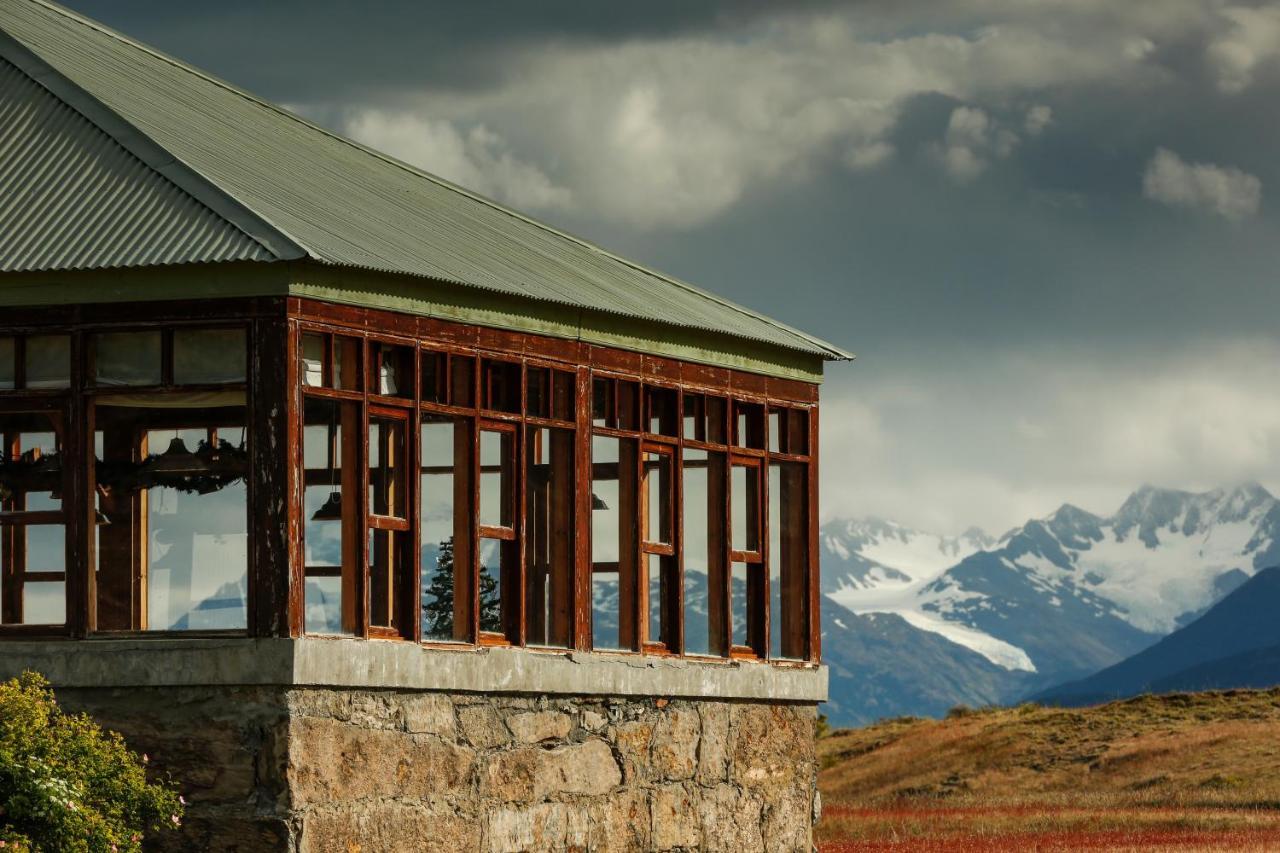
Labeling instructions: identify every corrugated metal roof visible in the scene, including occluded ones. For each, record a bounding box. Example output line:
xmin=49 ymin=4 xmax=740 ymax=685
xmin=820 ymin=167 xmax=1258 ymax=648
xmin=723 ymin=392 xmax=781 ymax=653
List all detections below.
xmin=0 ymin=0 xmax=851 ymax=360
xmin=0 ymin=55 xmax=273 ymax=272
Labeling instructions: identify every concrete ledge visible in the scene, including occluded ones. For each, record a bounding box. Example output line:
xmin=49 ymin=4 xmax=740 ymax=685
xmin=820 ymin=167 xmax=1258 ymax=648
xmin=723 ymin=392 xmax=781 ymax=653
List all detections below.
xmin=0 ymin=638 xmax=828 ymax=703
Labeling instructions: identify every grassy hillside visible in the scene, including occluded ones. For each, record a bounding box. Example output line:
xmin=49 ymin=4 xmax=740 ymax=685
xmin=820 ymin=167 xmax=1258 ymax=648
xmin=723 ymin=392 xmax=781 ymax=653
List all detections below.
xmin=817 ymin=689 xmax=1280 ymax=851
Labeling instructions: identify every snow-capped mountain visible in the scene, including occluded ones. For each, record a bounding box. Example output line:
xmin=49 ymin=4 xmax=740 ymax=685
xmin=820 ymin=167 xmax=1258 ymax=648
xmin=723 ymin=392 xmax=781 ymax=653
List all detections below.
xmin=821 ymin=518 xmax=993 ymax=596
xmin=822 ymin=483 xmax=1280 ymax=695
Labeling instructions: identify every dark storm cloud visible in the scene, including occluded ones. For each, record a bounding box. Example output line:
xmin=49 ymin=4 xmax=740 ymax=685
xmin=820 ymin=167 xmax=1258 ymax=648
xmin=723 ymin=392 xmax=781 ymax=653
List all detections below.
xmin=52 ymin=0 xmax=1280 ymax=530
xmin=63 ymin=1 xmax=843 ymax=101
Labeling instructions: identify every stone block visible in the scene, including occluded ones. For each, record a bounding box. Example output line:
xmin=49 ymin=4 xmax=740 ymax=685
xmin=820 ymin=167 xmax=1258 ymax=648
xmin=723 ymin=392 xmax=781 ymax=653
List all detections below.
xmin=401 ymin=693 xmax=456 ymax=737
xmin=612 ymin=719 xmax=655 ymax=783
xmin=506 ymin=709 xmax=573 ymax=743
xmin=697 ymin=784 xmax=763 ymax=852
xmin=649 ymin=706 xmax=699 ymax=781
xmin=650 ymin=783 xmax=700 ymax=850
xmin=298 ymin=801 xmax=479 ymax=853
xmin=484 ymin=802 xmax=574 ymax=852
xmin=289 ymin=717 xmax=474 ymax=803
xmin=535 ymin=738 xmax=621 ymax=798
xmin=696 ymin=701 xmax=730 ymax=784
xmin=460 ymin=703 xmax=512 ymax=749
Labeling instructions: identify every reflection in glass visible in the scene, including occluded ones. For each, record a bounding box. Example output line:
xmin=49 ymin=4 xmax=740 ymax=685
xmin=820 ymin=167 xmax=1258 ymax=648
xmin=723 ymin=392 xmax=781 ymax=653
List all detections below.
xmin=478 ymin=538 xmax=507 ymax=635
xmin=302 ymin=398 xmax=353 ymax=635
xmin=771 ymin=462 xmax=809 ymax=660
xmin=647 ymin=553 xmax=666 ymax=645
xmin=146 ymin=454 xmax=248 ymax=630
xmin=24 ymin=335 xmax=71 ymax=389
xmin=93 ymin=404 xmax=248 ymax=630
xmin=0 ymin=338 xmax=13 ymax=389
xmin=732 ymin=463 xmax=760 ymax=553
xmin=479 ymin=429 xmax=513 ymax=528
xmin=93 ymin=331 xmax=161 ymax=386
xmin=731 ymin=561 xmax=749 ymax=648
xmin=591 ymin=436 xmax=622 ymax=649
xmin=644 ymin=451 xmax=672 ymax=546
xmin=421 ymin=418 xmax=461 ymax=642
xmin=174 ymin=328 xmax=246 ymax=385
xmin=368 ymin=417 xmax=406 ymax=519
xmin=525 ymin=426 xmax=574 ymax=648
xmin=682 ymin=449 xmax=711 ymax=655
xmin=301 ymin=334 xmax=325 ymax=387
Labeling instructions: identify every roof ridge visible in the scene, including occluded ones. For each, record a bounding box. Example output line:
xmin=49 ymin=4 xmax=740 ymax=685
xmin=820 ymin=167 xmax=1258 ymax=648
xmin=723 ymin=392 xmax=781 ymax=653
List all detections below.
xmin=20 ymin=0 xmax=850 ymax=359
xmin=1 ymin=4 xmax=307 ymax=262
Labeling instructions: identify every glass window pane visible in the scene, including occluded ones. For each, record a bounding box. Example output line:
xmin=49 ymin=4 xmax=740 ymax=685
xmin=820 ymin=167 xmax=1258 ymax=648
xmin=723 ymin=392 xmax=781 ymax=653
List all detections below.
xmin=646 ymin=387 xmax=678 ymax=436
xmin=682 ymin=449 xmax=712 ymax=656
xmin=768 ymin=410 xmax=782 ymax=454
xmin=732 ymin=463 xmax=760 ymax=553
xmin=647 ymin=553 xmax=671 ymax=646
xmin=304 ymin=576 xmax=343 ymax=635
xmin=369 ymin=417 xmax=406 ymax=519
xmin=592 ymin=378 xmax=612 ymax=427
xmin=422 ymin=351 xmax=446 ymax=403
xmin=302 ymin=398 xmax=356 ymax=636
xmin=421 ymin=418 xmax=463 ymax=642
xmin=552 ymin=372 xmax=575 ymax=421
xmin=24 ymin=335 xmax=71 ymax=390
xmin=771 ymin=462 xmax=809 ymax=660
xmin=617 ymin=382 xmax=640 ymax=430
xmin=478 ymin=538 xmax=512 ymax=636
xmin=174 ymin=328 xmax=246 ymax=385
xmin=787 ymin=410 xmax=810 ymax=456
xmin=372 ymin=342 xmax=412 ymax=397
xmin=731 ymin=562 xmax=749 ymax=648
xmin=0 ymin=338 xmax=13 ymax=389
xmin=479 ymin=429 xmax=513 ymax=528
xmin=706 ymin=397 xmax=727 ymax=444
xmin=93 ymin=332 xmax=161 ymax=386
xmin=24 ymin=581 xmax=65 ymax=625
xmin=301 ymin=334 xmax=325 ymax=387
xmin=527 ymin=368 xmax=551 ymax=419
xmin=734 ymin=401 xmax=764 ymax=449
xmin=450 ymin=356 xmax=475 ymax=407
xmin=591 ymin=435 xmax=629 ymax=651
xmin=525 ymin=426 xmax=574 ymax=648
xmin=482 ymin=359 xmax=521 ymax=413
xmin=368 ymin=528 xmax=408 ymax=631
xmin=5 ymin=423 xmax=62 ymax=512
xmin=334 ymin=337 xmax=361 ymax=391
xmin=145 ymin=428 xmax=248 ymax=630
xmin=644 ymin=451 xmax=671 ymax=546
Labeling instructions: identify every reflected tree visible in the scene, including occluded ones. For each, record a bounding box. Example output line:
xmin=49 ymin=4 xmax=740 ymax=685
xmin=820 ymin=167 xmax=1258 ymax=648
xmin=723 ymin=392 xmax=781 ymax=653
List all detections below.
xmin=422 ymin=537 xmax=499 ymax=637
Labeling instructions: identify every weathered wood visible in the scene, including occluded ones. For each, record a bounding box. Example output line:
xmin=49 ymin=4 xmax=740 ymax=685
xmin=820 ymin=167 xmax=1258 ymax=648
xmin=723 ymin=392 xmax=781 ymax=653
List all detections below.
xmin=249 ymin=310 xmax=293 ymax=637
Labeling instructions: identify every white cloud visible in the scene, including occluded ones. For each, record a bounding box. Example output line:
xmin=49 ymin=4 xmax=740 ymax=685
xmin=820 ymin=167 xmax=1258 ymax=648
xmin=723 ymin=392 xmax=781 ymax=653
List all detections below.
xmin=929 ymin=105 xmax=1022 ymax=183
xmin=1207 ymin=5 xmax=1280 ymax=94
xmin=1142 ymin=148 xmax=1261 ymax=221
xmin=337 ymin=7 xmax=1173 ymax=229
xmin=1023 ymin=104 xmax=1052 ymax=136
xmin=820 ymin=339 xmax=1280 ymax=534
xmin=343 ymin=111 xmax=571 ymax=212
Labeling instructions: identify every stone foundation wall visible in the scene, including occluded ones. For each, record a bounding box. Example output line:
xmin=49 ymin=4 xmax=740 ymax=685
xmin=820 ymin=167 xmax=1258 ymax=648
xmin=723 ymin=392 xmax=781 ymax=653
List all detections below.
xmin=61 ymin=686 xmax=818 ymax=852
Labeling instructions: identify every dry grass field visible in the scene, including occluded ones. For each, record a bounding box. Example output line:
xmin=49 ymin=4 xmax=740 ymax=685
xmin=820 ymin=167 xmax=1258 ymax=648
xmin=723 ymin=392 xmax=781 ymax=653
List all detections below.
xmin=816 ymin=689 xmax=1280 ymax=851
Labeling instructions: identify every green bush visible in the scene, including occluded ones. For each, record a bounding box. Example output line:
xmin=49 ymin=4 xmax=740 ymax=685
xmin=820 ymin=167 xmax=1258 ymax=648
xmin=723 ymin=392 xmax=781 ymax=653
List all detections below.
xmin=0 ymin=672 xmax=183 ymax=852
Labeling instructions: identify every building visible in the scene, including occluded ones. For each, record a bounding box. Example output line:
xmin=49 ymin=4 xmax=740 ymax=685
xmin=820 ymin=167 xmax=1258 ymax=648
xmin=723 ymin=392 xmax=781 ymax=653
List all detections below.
xmin=0 ymin=1 xmax=850 ymax=850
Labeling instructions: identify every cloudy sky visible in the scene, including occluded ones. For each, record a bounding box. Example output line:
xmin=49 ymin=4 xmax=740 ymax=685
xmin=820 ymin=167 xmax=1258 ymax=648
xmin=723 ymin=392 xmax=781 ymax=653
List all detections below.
xmin=67 ymin=0 xmax=1280 ymax=534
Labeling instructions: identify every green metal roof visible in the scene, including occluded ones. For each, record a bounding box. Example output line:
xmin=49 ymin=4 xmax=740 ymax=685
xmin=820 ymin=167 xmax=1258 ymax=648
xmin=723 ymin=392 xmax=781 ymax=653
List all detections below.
xmin=0 ymin=0 xmax=851 ymax=362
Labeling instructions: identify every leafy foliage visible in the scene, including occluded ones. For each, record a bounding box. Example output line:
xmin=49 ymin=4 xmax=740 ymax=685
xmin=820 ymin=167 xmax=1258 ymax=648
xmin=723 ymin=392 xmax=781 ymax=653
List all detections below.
xmin=0 ymin=672 xmax=183 ymax=852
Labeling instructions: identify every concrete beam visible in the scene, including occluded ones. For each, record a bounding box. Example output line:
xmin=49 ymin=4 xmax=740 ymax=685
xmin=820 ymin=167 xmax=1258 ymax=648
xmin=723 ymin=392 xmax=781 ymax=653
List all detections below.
xmin=2 ymin=638 xmax=828 ymax=703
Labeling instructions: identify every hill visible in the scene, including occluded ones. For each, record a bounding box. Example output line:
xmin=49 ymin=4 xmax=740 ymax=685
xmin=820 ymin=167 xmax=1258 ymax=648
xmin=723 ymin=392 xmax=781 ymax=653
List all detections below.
xmin=1035 ymin=566 xmax=1280 ymax=706
xmin=820 ymin=597 xmax=1035 ymax=726
xmin=817 ymin=689 xmax=1280 ymax=850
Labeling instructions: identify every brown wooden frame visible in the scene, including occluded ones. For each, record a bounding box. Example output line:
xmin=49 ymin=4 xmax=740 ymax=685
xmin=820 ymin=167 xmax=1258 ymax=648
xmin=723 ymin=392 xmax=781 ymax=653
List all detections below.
xmin=0 ymin=295 xmax=821 ymax=665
